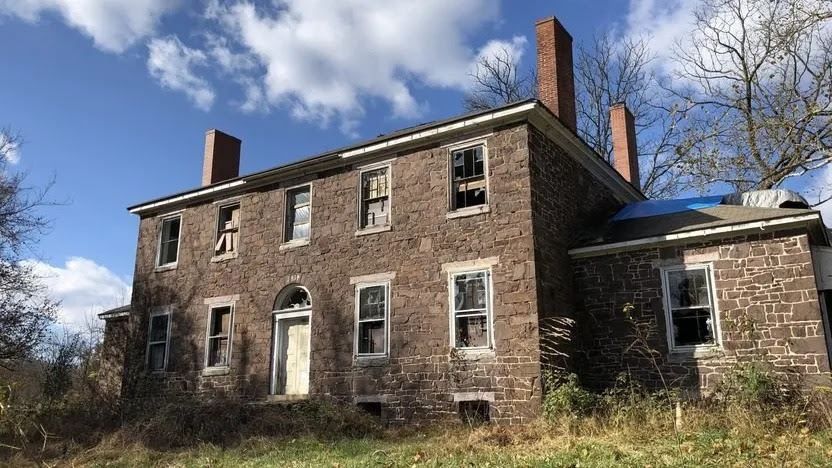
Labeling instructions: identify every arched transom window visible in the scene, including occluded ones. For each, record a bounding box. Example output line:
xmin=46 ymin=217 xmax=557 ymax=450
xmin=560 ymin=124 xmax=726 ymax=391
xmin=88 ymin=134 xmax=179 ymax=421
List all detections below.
xmin=274 ymin=285 xmax=311 ymax=312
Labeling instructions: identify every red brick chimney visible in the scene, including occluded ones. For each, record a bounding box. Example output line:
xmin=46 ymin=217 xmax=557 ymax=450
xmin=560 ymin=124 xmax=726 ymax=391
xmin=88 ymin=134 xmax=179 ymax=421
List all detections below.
xmin=535 ymin=16 xmax=577 ymax=132
xmin=202 ymin=129 xmax=241 ymax=186
xmin=610 ymin=103 xmax=640 ymax=188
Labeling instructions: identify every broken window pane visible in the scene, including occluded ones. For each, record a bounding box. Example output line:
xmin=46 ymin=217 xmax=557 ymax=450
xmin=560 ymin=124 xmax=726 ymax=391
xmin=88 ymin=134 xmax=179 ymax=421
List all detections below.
xmin=454 ymin=272 xmax=487 ymax=311
xmin=358 ymin=320 xmax=385 ymax=354
xmin=455 ymin=315 xmax=489 ymax=348
xmin=451 ymin=145 xmax=487 ymax=210
xmin=277 ymin=287 xmax=311 ymax=310
xmin=148 ymin=343 xmax=166 ymax=371
xmin=452 ymin=270 xmax=491 ymax=349
xmin=211 ymin=308 xmax=231 ymax=336
xmin=208 ymin=337 xmax=229 ymax=367
xmin=664 ymin=267 xmax=717 ymax=349
xmin=672 ymin=308 xmax=714 ymax=346
xmin=215 ymin=203 xmax=240 ymax=255
xmin=357 ymin=284 xmax=388 ymax=356
xmin=668 ymin=269 xmax=710 ymax=308
xmin=158 ymin=217 xmax=181 ymax=266
xmin=150 ymin=315 xmax=168 ymax=342
xmin=360 ymin=168 xmax=390 ymax=229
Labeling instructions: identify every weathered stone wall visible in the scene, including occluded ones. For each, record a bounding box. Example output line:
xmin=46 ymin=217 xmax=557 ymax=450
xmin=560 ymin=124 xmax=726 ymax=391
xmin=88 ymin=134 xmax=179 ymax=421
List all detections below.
xmin=527 ymin=126 xmax=624 ymax=372
xmin=123 ymin=123 xmax=543 ymax=424
xmin=572 ymin=231 xmax=832 ymax=392
xmin=98 ymin=317 xmax=128 ymax=397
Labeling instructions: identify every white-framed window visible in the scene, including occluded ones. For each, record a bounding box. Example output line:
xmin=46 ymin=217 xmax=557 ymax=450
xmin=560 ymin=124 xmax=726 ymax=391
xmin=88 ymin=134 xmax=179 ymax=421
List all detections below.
xmin=359 ymin=166 xmax=390 ymax=229
xmin=214 ymin=202 xmax=240 ymax=256
xmin=450 ymin=269 xmax=492 ymax=349
xmin=205 ymin=304 xmax=234 ymax=367
xmin=146 ymin=306 xmax=172 ymax=371
xmin=661 ymin=264 xmax=720 ymax=351
xmin=355 ymin=282 xmax=389 ymax=356
xmin=450 ymin=144 xmax=488 ymax=211
xmin=284 ymin=185 xmax=311 ymax=242
xmin=157 ymin=215 xmax=181 ymax=267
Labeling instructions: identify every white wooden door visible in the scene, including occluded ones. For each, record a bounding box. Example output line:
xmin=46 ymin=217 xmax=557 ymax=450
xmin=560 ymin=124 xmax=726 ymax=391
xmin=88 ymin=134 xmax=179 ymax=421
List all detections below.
xmin=279 ymin=317 xmax=310 ymax=395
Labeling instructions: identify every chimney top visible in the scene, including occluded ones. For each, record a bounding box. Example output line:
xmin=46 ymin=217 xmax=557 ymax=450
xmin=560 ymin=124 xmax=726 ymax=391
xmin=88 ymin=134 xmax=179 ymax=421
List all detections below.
xmin=202 ymin=129 xmax=242 ymax=187
xmin=535 ymin=15 xmax=577 ymax=132
xmin=610 ymin=104 xmax=640 ymax=188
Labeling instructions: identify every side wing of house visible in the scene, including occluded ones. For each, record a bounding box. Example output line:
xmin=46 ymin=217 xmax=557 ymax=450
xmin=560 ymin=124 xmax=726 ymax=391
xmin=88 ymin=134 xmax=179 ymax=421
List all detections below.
xmin=570 ymin=205 xmax=832 ymax=392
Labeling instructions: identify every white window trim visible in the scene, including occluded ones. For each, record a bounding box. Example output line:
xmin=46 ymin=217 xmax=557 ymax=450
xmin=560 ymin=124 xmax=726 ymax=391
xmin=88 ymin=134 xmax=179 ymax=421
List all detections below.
xmin=447 ymin=139 xmax=490 ymax=214
xmin=448 ymin=268 xmax=494 ymax=351
xmin=146 ymin=306 xmax=172 ymax=372
xmin=282 ymin=183 xmax=312 ymax=245
xmin=212 ymin=201 xmax=241 ymax=260
xmin=660 ymin=263 xmax=723 ymax=354
xmin=203 ymin=302 xmax=236 ymax=369
xmin=155 ymin=213 xmax=182 ymax=270
xmin=354 ymin=281 xmax=391 ymax=358
xmin=356 ymin=162 xmax=393 ymax=232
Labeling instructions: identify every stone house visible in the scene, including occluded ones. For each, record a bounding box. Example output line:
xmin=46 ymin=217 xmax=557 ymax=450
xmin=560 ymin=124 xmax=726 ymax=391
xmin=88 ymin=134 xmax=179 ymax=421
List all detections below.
xmin=99 ymin=14 xmax=832 ymax=424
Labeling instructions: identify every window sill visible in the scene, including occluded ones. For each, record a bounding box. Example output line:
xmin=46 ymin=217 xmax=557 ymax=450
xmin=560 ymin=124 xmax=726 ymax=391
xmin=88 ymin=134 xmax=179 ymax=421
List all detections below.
xmin=211 ymin=252 xmax=238 ymax=263
xmin=355 ymin=225 xmax=392 ymax=237
xmin=667 ymin=346 xmax=724 ymax=362
xmin=279 ymin=239 xmax=310 ymax=251
xmin=446 ymin=205 xmax=490 ymax=220
xmin=452 ymin=348 xmax=495 ymax=360
xmin=267 ymin=394 xmax=309 ymax=403
xmin=154 ymin=263 xmax=177 ymax=273
xmin=354 ymin=355 xmax=389 ymax=367
xmin=202 ymin=366 xmax=230 ymax=377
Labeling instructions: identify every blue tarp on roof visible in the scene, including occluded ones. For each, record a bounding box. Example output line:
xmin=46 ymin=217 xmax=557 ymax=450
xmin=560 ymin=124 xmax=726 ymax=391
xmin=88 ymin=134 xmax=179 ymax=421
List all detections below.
xmin=611 ymin=195 xmax=725 ymax=222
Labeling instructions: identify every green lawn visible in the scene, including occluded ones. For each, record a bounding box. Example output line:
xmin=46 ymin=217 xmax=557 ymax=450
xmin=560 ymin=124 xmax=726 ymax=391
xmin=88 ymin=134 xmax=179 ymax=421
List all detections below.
xmin=24 ymin=424 xmax=831 ymax=467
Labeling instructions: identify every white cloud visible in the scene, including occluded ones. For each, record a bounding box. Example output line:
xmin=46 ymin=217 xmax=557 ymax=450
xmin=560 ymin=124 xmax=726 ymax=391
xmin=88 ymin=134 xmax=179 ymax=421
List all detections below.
xmin=24 ymin=257 xmax=131 ymax=330
xmin=624 ymin=0 xmax=699 ymax=74
xmin=213 ymin=0 xmax=507 ymax=131
xmin=0 ymin=0 xmax=180 ymax=53
xmin=0 ymin=132 xmax=21 ymax=164
xmin=806 ymin=165 xmax=832 ymax=227
xmin=147 ymin=36 xmax=215 ymax=111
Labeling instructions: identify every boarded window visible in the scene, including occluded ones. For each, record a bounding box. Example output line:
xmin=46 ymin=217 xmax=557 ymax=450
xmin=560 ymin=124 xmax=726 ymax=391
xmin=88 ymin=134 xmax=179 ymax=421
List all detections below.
xmin=359 ymin=167 xmax=390 ymax=229
xmin=451 ymin=270 xmax=491 ymax=349
xmin=357 ymin=284 xmax=388 ymax=355
xmin=662 ymin=266 xmax=717 ymax=349
xmin=285 ymin=186 xmax=311 ymax=242
xmin=157 ymin=216 xmax=181 ymax=267
xmin=147 ymin=308 xmax=170 ymax=371
xmin=451 ymin=145 xmax=487 ymax=210
xmin=206 ymin=305 xmax=233 ymax=367
xmin=214 ymin=203 xmax=240 ymax=255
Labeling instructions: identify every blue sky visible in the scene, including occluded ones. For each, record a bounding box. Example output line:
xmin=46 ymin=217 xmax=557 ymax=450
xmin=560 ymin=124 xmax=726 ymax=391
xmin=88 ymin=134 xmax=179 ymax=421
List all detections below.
xmin=1 ymin=0 xmax=825 ymax=327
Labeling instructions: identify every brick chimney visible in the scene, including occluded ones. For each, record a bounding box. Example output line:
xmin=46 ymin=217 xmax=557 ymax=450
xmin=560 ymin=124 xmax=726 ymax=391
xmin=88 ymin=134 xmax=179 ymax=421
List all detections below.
xmin=202 ymin=129 xmax=241 ymax=186
xmin=610 ymin=103 xmax=640 ymax=188
xmin=535 ymin=16 xmax=577 ymax=132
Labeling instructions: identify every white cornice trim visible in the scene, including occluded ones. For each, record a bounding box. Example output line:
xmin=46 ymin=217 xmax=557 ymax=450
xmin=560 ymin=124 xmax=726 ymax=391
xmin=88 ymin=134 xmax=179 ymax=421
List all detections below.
xmin=568 ymin=213 xmax=820 ymax=258
xmin=128 ymin=101 xmax=642 ymax=215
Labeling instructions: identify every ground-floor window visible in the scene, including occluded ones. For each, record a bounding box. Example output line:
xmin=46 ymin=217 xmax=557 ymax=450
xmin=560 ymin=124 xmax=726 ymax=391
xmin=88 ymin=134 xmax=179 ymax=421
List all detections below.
xmin=450 ymin=269 xmax=492 ymax=349
xmin=206 ymin=305 xmax=233 ymax=367
xmin=661 ymin=264 xmax=719 ymax=351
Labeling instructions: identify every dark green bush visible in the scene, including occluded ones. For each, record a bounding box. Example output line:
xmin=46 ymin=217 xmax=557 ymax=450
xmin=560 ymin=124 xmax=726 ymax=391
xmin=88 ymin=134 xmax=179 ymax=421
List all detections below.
xmin=542 ymin=371 xmax=597 ymax=420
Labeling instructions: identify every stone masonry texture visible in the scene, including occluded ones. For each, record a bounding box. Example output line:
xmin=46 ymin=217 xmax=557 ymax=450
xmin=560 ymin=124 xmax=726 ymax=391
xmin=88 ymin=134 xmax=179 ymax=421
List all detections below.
xmin=123 ymin=123 xmax=552 ymax=425
xmin=572 ymin=230 xmax=832 ymax=392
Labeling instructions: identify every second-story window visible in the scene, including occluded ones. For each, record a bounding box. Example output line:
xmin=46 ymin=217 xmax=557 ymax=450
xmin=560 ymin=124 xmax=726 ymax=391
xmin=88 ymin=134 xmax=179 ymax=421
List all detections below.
xmin=285 ymin=186 xmax=311 ymax=243
xmin=359 ymin=167 xmax=390 ymax=229
xmin=157 ymin=215 xmax=181 ymax=267
xmin=214 ymin=203 xmax=240 ymax=256
xmin=451 ymin=145 xmax=487 ymax=210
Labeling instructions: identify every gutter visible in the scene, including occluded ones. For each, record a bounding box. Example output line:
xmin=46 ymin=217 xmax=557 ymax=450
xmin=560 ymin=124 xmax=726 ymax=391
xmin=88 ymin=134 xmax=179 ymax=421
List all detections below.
xmin=568 ymin=213 xmax=822 ymax=258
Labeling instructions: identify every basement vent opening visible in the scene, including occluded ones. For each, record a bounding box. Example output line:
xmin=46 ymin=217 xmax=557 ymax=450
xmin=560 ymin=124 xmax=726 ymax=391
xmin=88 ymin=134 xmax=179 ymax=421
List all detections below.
xmin=357 ymin=402 xmax=382 ymax=417
xmin=459 ymin=400 xmax=490 ymax=425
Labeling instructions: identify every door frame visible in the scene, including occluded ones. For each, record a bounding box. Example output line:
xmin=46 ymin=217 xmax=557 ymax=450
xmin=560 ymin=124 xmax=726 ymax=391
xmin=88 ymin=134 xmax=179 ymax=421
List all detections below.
xmin=270 ymin=309 xmax=311 ymax=395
